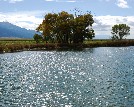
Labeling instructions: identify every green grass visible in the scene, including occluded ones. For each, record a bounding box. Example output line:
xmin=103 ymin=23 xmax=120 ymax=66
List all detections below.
xmin=0 ymin=39 xmax=36 ymax=53
xmin=84 ymin=39 xmax=134 ymax=47
xmin=0 ymin=39 xmax=35 ymax=45
xmin=1 ymin=39 xmax=134 ymax=53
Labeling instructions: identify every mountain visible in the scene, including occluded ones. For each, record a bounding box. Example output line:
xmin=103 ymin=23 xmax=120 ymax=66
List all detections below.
xmin=0 ymin=22 xmax=36 ymax=38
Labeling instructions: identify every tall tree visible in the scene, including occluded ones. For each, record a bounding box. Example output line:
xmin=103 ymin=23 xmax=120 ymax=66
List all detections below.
xmin=111 ymin=24 xmax=130 ymax=40
xmin=36 ymin=13 xmax=58 ymax=43
xmin=72 ymin=13 xmax=94 ymax=43
xmin=56 ymin=11 xmax=74 ymax=43
xmin=36 ymin=11 xmax=95 ymax=44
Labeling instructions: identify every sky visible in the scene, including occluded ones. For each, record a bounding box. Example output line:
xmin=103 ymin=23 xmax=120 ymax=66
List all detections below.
xmin=0 ymin=0 xmax=134 ymax=39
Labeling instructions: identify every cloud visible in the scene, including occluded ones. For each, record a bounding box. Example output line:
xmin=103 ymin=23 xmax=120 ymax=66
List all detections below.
xmin=116 ymin=0 xmax=129 ymax=8
xmin=93 ymin=15 xmax=134 ymax=38
xmin=45 ymin=0 xmax=54 ymax=1
xmin=0 ymin=11 xmax=46 ymax=30
xmin=66 ymin=0 xmax=76 ymax=2
xmin=9 ymin=0 xmax=23 ymax=3
xmin=0 ymin=11 xmax=134 ymax=38
xmin=1 ymin=0 xmax=23 ymax=3
xmin=100 ymin=0 xmax=130 ymax=8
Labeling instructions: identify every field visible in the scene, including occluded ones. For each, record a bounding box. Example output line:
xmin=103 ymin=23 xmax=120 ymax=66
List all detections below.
xmin=84 ymin=39 xmax=134 ymax=47
xmin=0 ymin=39 xmax=36 ymax=53
xmin=1 ymin=38 xmax=134 ymax=53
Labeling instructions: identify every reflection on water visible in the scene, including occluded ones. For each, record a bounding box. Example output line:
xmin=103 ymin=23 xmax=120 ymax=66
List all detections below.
xmin=0 ymin=47 xmax=134 ymax=106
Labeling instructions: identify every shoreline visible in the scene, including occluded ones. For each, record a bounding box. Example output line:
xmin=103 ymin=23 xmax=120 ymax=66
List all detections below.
xmin=1 ymin=40 xmax=134 ymax=53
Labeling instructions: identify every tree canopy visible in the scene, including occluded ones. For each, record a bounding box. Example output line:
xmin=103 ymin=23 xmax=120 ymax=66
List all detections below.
xmin=111 ymin=24 xmax=130 ymax=40
xmin=36 ymin=11 xmax=95 ymax=44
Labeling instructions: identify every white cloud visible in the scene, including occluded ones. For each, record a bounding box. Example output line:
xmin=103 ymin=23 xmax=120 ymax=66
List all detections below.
xmin=45 ymin=0 xmax=54 ymax=1
xmin=10 ymin=0 xmax=23 ymax=3
xmin=0 ymin=11 xmax=134 ymax=38
xmin=66 ymin=0 xmax=76 ymax=2
xmin=100 ymin=0 xmax=130 ymax=8
xmin=0 ymin=11 xmax=46 ymax=30
xmin=116 ymin=0 xmax=129 ymax=8
xmin=93 ymin=15 xmax=134 ymax=38
xmin=1 ymin=0 xmax=23 ymax=3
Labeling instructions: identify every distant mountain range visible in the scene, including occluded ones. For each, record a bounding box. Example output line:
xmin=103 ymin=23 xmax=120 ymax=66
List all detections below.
xmin=0 ymin=22 xmax=111 ymax=39
xmin=0 ymin=22 xmax=36 ymax=38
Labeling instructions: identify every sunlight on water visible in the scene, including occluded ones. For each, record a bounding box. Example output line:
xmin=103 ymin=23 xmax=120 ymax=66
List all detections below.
xmin=0 ymin=47 xmax=134 ymax=106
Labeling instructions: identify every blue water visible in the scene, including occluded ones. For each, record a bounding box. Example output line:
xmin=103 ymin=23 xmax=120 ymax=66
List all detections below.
xmin=0 ymin=47 xmax=134 ymax=107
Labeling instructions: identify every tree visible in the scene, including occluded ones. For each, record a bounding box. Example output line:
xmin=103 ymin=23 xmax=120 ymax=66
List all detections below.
xmin=72 ymin=14 xmax=95 ymax=43
xmin=111 ymin=24 xmax=130 ymax=40
xmin=33 ymin=34 xmax=43 ymax=43
xmin=36 ymin=11 xmax=95 ymax=44
xmin=56 ymin=11 xmax=74 ymax=43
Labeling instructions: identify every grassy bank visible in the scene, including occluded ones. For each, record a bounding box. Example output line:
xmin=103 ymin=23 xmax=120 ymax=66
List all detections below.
xmin=84 ymin=39 xmax=134 ymax=47
xmin=1 ymin=39 xmax=134 ymax=53
xmin=0 ymin=39 xmax=35 ymax=53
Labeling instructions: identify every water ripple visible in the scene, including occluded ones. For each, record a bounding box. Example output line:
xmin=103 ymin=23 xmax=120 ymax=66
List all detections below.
xmin=0 ymin=47 xmax=134 ymax=106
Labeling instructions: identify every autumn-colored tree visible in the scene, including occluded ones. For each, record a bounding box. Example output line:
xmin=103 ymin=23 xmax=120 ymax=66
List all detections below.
xmin=36 ymin=11 xmax=95 ymax=44
xmin=56 ymin=11 xmax=74 ymax=43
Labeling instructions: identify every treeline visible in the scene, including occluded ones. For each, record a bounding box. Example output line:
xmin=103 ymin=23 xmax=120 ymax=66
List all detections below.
xmin=34 ymin=11 xmax=130 ymax=44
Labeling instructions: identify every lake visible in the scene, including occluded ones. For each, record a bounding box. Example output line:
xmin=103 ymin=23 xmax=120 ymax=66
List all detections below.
xmin=0 ymin=47 xmax=134 ymax=107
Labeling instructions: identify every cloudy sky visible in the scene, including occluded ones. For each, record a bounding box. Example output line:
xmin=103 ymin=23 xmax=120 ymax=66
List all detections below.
xmin=0 ymin=0 xmax=134 ymax=38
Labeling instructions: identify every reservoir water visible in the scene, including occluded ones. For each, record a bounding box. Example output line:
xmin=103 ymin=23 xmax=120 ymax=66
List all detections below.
xmin=0 ymin=47 xmax=134 ymax=107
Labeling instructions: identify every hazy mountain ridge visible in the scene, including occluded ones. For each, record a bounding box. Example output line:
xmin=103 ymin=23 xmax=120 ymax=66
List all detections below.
xmin=0 ymin=22 xmax=36 ymax=38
